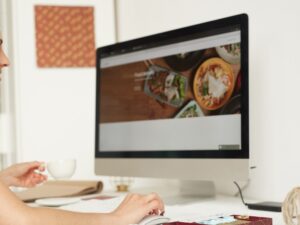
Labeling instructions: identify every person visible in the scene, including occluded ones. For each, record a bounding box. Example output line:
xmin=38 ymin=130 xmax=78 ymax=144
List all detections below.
xmin=0 ymin=35 xmax=164 ymax=225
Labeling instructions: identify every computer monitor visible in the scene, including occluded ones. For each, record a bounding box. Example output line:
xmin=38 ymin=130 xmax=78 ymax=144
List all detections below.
xmin=95 ymin=14 xmax=249 ymax=183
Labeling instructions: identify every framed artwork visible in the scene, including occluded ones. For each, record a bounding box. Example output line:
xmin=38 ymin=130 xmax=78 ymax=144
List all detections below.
xmin=35 ymin=5 xmax=96 ymax=68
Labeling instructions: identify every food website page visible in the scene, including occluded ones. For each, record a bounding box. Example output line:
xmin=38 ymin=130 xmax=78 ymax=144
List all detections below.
xmin=98 ymin=30 xmax=242 ymax=151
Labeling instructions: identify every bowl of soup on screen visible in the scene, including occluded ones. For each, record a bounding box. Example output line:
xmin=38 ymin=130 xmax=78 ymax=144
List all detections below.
xmin=47 ymin=159 xmax=76 ymax=180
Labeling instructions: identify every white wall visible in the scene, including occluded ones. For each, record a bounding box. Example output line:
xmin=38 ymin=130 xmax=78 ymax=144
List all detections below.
xmin=11 ymin=0 xmax=116 ymax=180
xmin=115 ymin=0 xmax=300 ymax=201
xmin=10 ymin=0 xmax=300 ymax=200
xmin=0 ymin=0 xmax=17 ymax=168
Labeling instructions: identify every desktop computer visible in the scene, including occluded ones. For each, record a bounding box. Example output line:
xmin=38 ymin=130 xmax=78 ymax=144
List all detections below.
xmin=94 ymin=14 xmax=249 ymax=196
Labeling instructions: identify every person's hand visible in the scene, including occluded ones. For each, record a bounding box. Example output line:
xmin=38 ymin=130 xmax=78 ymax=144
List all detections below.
xmin=110 ymin=192 xmax=165 ymax=225
xmin=0 ymin=161 xmax=47 ymax=188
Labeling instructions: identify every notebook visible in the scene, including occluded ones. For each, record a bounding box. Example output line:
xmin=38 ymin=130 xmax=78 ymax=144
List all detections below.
xmin=15 ymin=180 xmax=103 ymax=202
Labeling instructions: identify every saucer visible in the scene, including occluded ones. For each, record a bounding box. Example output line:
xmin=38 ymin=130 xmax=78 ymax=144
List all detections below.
xmin=35 ymin=197 xmax=81 ymax=207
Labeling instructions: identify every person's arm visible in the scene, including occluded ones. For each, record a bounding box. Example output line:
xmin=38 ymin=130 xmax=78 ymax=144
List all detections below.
xmin=0 ymin=180 xmax=111 ymax=225
xmin=27 ymin=203 xmax=113 ymax=225
xmin=0 ymin=180 xmax=29 ymax=225
xmin=0 ymin=180 xmax=164 ymax=225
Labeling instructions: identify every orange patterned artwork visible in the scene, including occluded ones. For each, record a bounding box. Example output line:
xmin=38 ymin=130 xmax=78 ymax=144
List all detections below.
xmin=35 ymin=6 xmax=95 ymax=68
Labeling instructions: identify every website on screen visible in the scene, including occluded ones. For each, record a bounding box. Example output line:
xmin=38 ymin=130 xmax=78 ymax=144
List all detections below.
xmin=98 ymin=31 xmax=242 ymax=151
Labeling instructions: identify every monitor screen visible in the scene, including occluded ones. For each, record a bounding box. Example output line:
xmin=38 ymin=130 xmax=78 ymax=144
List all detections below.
xmin=96 ymin=14 xmax=248 ymax=159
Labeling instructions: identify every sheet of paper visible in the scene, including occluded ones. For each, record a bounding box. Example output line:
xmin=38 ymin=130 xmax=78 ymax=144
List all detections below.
xmin=59 ymin=196 xmax=125 ymax=213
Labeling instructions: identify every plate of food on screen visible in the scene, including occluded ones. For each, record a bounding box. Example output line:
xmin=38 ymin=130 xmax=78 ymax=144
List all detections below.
xmin=144 ymin=65 xmax=188 ymax=107
xmin=163 ymin=50 xmax=205 ymax=72
xmin=175 ymin=100 xmax=204 ymax=118
xmin=193 ymin=57 xmax=235 ymax=111
xmin=216 ymin=43 xmax=241 ymax=64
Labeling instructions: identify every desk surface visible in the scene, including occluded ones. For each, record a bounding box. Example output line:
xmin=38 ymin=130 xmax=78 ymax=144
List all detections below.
xmin=112 ymin=185 xmax=284 ymax=224
xmin=56 ymin=193 xmax=283 ymax=224
xmin=29 ymin=191 xmax=284 ymax=224
xmin=163 ymin=195 xmax=283 ymax=224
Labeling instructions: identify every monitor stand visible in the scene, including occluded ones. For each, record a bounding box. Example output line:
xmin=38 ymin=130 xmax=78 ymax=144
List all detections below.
xmin=180 ymin=180 xmax=215 ymax=197
xmin=162 ymin=180 xmax=216 ymax=205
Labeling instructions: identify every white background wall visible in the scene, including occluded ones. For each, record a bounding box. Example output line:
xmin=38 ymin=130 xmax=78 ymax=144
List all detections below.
xmin=10 ymin=0 xmax=115 ymax=180
xmin=0 ymin=0 xmax=16 ymax=168
xmin=115 ymin=0 xmax=300 ymax=201
xmin=9 ymin=0 xmax=300 ymax=201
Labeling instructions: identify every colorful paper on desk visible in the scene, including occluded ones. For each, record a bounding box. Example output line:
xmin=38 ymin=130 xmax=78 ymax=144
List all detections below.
xmin=15 ymin=180 xmax=103 ymax=202
xmin=165 ymin=215 xmax=272 ymax=225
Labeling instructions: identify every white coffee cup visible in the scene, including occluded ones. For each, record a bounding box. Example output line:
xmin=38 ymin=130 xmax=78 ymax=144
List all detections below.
xmin=47 ymin=159 xmax=76 ymax=180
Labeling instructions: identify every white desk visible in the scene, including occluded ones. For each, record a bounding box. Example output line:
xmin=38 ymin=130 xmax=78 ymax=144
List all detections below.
xmin=123 ymin=185 xmax=283 ymax=224
xmin=27 ymin=183 xmax=283 ymax=224
xmin=57 ymin=193 xmax=283 ymax=224
xmin=163 ymin=195 xmax=283 ymax=224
